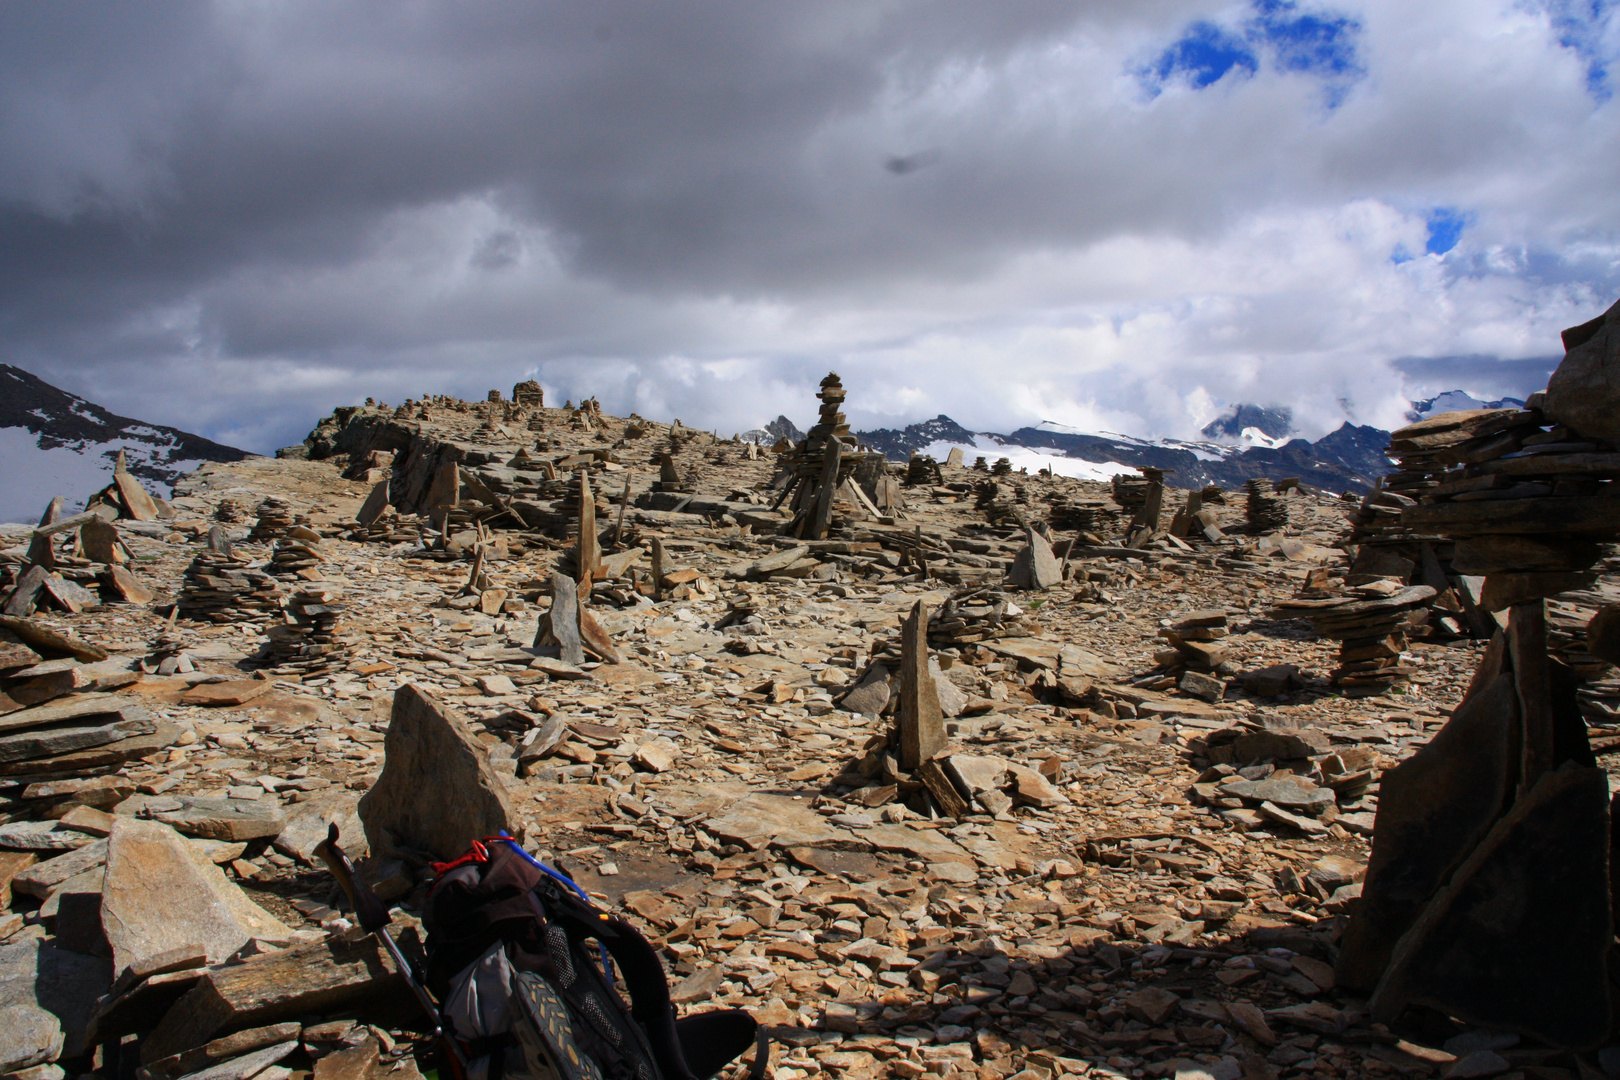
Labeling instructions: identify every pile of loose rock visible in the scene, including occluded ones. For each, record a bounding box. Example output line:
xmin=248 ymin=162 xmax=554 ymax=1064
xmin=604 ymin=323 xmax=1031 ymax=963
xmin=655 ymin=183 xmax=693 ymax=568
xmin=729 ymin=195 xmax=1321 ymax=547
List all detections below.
xmin=1271 ymin=583 xmax=1436 ymax=693
xmin=263 ymin=585 xmax=351 ymax=674
xmin=248 ymin=497 xmax=299 ymax=542
xmin=1244 ymin=478 xmax=1291 ymax=532
xmin=177 ymin=550 xmax=284 ymax=624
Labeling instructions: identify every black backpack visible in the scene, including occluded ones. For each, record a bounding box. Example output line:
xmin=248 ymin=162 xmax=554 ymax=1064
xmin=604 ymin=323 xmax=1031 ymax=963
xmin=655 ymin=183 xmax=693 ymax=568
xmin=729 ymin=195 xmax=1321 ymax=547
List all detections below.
xmin=423 ymin=836 xmax=764 ymax=1080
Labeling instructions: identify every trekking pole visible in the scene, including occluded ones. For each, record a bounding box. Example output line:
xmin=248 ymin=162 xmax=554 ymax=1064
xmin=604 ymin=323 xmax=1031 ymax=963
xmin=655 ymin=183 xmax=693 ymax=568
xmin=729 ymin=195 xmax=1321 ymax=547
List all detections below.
xmin=314 ymin=824 xmax=469 ymax=1077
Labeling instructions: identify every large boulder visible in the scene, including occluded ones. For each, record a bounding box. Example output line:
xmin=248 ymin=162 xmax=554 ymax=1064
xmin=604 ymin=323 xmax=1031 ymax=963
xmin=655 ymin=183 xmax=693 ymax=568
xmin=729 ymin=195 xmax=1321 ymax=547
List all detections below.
xmin=358 ymin=683 xmax=516 ymax=863
xmin=1546 ymin=297 xmax=1620 ymax=445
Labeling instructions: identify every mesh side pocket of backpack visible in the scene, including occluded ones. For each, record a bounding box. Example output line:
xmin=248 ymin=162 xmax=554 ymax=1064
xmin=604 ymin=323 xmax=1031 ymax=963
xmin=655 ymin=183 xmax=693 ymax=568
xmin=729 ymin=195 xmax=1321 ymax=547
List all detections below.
xmin=512 ymin=969 xmax=606 ymax=1080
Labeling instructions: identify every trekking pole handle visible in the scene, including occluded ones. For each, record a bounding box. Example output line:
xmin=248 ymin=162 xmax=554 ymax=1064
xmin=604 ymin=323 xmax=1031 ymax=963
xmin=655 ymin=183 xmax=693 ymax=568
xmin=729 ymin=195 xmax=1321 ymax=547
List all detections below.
xmin=312 ymin=825 xmax=470 ymax=1075
xmin=312 ymin=823 xmax=393 ymax=933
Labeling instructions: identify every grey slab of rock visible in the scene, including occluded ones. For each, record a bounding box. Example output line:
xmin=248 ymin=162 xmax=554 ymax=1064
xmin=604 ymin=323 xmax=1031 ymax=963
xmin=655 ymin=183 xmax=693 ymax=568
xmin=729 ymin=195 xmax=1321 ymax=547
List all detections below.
xmin=861 ymin=823 xmax=974 ymax=863
xmin=358 ymin=683 xmax=516 ymax=863
xmin=171 ymin=1039 xmax=299 ymax=1080
xmin=528 ymin=656 xmax=590 ymax=680
xmin=1258 ymin=801 xmax=1330 ymax=836
xmin=1005 ymin=763 xmax=1069 ymax=808
xmin=12 ymin=839 xmax=108 ymax=899
xmin=1178 ymin=670 xmax=1225 ymax=703
xmin=944 ymin=754 xmax=1009 ymax=795
xmin=101 ymin=819 xmax=294 ymax=973
xmin=1007 ymin=528 xmax=1061 ymax=590
xmin=1220 ymin=777 xmax=1335 ymax=813
xmin=748 ymin=545 xmax=810 ymax=577
xmin=0 ymin=821 xmax=97 ymax=851
xmin=839 ymin=663 xmax=890 ymax=718
xmin=153 ymin=797 xmax=287 ymax=842
xmin=669 ymin=965 xmax=726 ymax=1005
xmin=930 ymin=661 xmax=967 ymax=718
xmin=1058 ymin=644 xmax=1119 ymax=679
xmin=0 ymin=714 xmax=155 ymax=765
xmin=1547 ymin=297 xmax=1620 ymax=445
xmin=0 ymin=693 xmax=143 ymax=734
xmin=0 ymin=938 xmax=112 ymax=1069
xmin=704 ymin=793 xmax=850 ymax=850
xmin=272 ymin=791 xmax=363 ymax=864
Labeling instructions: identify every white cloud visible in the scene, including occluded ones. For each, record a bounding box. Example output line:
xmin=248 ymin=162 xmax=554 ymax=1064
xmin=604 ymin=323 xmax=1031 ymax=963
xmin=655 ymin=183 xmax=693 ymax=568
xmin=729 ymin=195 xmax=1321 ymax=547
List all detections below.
xmin=1 ymin=1 xmax=1616 ymax=452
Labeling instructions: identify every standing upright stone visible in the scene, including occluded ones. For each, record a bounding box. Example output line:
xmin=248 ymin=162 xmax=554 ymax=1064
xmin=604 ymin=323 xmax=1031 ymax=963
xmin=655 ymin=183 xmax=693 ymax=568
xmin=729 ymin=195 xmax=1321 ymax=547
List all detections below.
xmin=80 ymin=519 xmax=122 ymax=565
xmin=356 ymin=479 xmax=390 ymax=527
xmin=26 ymin=497 xmax=61 ymax=568
xmin=358 ymin=684 xmax=516 ymax=863
xmin=808 ymin=435 xmax=842 ymax=541
xmin=535 ymin=572 xmax=585 ymax=666
xmin=651 ymin=537 xmax=666 ymax=601
xmin=577 ymin=472 xmax=600 ymax=583
xmin=1546 ymin=297 xmax=1620 ymax=445
xmin=1008 ymin=527 xmax=1061 ymax=590
xmin=425 ymin=459 xmax=460 ymax=529
xmin=112 ymin=470 xmax=159 ymax=522
xmin=897 ymin=601 xmax=946 ymax=770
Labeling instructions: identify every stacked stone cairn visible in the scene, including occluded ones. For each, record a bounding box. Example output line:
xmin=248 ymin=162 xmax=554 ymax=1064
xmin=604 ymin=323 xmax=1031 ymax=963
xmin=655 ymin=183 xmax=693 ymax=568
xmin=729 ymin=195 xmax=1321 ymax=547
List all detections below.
xmin=905 ymin=453 xmax=942 ymax=486
xmin=651 ymin=452 xmax=692 ymax=494
xmin=777 ymin=373 xmax=885 ymax=539
xmin=1244 ymin=477 xmax=1291 ymax=532
xmin=1272 ymin=582 xmax=1437 ymax=694
xmin=266 ymin=528 xmax=327 ymax=580
xmin=248 ymin=497 xmax=298 ymax=542
xmin=1110 ymin=472 xmax=1150 ymax=511
xmin=177 ymin=528 xmax=283 ymax=624
xmin=513 ymin=379 xmax=544 ymax=407
xmin=264 ymin=584 xmax=351 ymax=675
xmin=1337 ymin=299 xmax=1620 ymax=1051
xmin=1048 ymin=498 xmax=1117 ymax=540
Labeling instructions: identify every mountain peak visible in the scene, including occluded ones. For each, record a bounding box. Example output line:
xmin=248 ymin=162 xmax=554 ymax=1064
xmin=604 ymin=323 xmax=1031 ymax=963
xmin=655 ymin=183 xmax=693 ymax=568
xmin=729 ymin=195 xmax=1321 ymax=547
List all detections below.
xmin=1406 ymin=389 xmax=1526 ymax=423
xmin=1199 ymin=403 xmax=1294 ymax=443
xmin=0 ymin=364 xmax=252 ymax=522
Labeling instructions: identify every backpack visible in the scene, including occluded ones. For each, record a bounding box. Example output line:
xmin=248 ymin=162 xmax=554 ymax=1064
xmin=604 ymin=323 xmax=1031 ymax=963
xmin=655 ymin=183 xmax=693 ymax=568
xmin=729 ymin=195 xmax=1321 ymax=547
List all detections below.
xmin=423 ymin=836 xmax=765 ymax=1080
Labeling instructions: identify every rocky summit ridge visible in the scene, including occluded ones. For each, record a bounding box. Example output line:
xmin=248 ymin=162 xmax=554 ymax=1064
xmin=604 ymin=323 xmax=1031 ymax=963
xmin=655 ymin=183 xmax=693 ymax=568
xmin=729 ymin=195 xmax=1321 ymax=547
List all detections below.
xmin=0 ymin=332 xmax=1616 ymax=1080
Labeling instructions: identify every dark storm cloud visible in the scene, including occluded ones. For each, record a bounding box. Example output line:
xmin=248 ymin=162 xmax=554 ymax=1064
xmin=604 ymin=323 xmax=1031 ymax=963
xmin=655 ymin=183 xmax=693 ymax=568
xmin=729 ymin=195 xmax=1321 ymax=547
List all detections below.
xmin=1 ymin=1 xmax=1617 ymax=452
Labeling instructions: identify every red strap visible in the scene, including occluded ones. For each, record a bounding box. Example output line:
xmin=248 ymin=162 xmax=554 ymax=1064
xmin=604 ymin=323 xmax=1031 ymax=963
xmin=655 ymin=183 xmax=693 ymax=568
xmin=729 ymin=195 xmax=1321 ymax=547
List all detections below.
xmin=430 ymin=837 xmax=490 ymax=877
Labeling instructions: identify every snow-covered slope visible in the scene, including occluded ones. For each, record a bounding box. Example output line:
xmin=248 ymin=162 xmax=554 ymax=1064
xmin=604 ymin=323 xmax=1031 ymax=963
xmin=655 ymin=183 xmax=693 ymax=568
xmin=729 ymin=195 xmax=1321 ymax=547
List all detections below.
xmin=0 ymin=364 xmax=252 ymax=523
xmin=1407 ymin=390 xmax=1526 ymax=422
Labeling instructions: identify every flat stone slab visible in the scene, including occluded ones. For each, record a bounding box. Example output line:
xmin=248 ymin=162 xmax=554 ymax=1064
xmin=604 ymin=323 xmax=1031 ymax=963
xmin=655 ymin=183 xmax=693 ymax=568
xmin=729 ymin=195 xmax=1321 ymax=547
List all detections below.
xmin=153 ymin=798 xmax=288 ymax=842
xmin=102 ymin=818 xmax=295 ymax=973
xmin=704 ymin=794 xmax=851 ymax=851
xmin=1219 ymin=777 xmax=1336 ymax=813
xmin=179 ymin=681 xmax=273 ymax=707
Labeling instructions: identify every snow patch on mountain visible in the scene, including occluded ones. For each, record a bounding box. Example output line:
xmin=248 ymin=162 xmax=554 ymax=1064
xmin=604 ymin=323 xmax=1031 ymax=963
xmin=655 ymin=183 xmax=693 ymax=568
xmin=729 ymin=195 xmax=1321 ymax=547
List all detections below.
xmin=0 ymin=364 xmax=252 ymax=523
xmin=1407 ymin=390 xmax=1526 ymax=422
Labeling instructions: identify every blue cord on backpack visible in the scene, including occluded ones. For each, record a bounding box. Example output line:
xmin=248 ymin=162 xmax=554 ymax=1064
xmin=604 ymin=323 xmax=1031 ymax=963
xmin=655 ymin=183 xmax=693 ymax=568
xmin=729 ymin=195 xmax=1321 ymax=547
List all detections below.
xmin=494 ymin=833 xmax=615 ymax=986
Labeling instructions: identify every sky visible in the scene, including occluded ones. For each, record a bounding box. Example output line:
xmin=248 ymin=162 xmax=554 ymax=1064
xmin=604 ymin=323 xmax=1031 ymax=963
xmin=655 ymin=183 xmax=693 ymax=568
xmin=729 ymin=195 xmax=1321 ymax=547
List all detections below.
xmin=2 ymin=1 xmax=1618 ymax=454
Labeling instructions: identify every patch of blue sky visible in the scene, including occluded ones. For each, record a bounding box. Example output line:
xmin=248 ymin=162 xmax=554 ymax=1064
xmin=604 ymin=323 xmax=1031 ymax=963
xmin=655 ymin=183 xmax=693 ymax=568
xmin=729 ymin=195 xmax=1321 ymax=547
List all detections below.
xmin=1424 ymin=207 xmax=1469 ymax=256
xmin=1137 ymin=0 xmax=1363 ymax=104
xmin=1528 ymin=0 xmax=1618 ymax=98
xmin=1143 ymin=21 xmax=1258 ymax=90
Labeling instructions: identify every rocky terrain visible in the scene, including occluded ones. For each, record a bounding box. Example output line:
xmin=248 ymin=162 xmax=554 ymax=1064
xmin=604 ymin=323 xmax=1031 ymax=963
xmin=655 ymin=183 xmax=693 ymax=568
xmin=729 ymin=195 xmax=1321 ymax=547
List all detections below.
xmin=0 ymin=369 xmax=1616 ymax=1080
